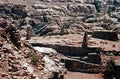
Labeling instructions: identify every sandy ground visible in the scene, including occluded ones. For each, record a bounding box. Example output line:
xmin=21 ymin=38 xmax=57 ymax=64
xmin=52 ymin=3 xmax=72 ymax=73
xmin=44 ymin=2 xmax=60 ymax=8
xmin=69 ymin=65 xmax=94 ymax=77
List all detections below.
xmin=65 ymin=71 xmax=102 ymax=79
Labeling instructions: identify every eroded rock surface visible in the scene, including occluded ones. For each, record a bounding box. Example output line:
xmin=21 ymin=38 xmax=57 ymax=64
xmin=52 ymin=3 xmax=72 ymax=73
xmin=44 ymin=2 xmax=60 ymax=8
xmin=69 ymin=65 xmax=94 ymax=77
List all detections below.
xmin=0 ymin=19 xmax=42 ymax=79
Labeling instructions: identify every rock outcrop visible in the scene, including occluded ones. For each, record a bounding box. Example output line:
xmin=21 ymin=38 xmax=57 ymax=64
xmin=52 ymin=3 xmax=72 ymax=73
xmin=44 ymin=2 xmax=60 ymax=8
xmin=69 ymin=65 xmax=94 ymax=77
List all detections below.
xmin=0 ymin=19 xmax=43 ymax=79
xmin=0 ymin=4 xmax=27 ymax=19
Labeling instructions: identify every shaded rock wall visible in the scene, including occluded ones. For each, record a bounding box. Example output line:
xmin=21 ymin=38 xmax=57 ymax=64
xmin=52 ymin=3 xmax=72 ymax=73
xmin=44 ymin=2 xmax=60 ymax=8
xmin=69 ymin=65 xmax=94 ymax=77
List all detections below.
xmin=92 ymin=31 xmax=119 ymax=41
xmin=31 ymin=43 xmax=101 ymax=56
xmin=0 ymin=4 xmax=27 ymax=19
xmin=61 ymin=58 xmax=100 ymax=73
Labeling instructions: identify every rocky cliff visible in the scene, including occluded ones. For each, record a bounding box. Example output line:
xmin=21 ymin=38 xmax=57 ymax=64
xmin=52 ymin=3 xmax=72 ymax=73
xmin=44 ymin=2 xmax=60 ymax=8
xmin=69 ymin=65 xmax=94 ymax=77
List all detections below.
xmin=0 ymin=0 xmax=120 ymax=36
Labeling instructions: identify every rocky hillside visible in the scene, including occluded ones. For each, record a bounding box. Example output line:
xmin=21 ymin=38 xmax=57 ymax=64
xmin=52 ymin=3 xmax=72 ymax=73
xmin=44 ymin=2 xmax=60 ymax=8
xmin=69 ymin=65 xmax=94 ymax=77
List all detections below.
xmin=0 ymin=0 xmax=120 ymax=36
xmin=0 ymin=19 xmax=43 ymax=79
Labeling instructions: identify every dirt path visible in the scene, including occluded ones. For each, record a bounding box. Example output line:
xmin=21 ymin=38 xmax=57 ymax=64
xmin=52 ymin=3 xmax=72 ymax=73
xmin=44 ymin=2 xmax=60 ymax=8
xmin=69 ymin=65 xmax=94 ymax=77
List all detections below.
xmin=65 ymin=71 xmax=102 ymax=79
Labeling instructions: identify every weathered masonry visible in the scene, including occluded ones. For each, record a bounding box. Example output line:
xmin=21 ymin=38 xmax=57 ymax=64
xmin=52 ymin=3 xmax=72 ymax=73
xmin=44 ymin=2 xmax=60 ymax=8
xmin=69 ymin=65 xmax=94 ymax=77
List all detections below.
xmin=92 ymin=31 xmax=119 ymax=41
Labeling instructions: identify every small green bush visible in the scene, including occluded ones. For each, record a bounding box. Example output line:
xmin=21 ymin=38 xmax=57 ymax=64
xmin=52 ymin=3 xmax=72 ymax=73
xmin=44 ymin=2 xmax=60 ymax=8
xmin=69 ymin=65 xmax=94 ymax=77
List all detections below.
xmin=31 ymin=53 xmax=41 ymax=66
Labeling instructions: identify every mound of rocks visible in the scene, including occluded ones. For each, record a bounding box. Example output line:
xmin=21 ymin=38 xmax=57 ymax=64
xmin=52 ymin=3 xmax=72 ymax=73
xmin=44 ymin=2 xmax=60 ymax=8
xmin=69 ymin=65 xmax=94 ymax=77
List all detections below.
xmin=0 ymin=19 xmax=43 ymax=79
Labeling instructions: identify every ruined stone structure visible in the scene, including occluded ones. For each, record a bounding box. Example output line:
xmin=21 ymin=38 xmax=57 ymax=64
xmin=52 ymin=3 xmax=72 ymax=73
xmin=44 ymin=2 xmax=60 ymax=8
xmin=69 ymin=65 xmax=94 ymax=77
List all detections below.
xmin=82 ymin=32 xmax=88 ymax=48
xmin=0 ymin=0 xmax=120 ymax=79
xmin=31 ymin=43 xmax=101 ymax=56
xmin=92 ymin=31 xmax=119 ymax=41
xmin=86 ymin=53 xmax=101 ymax=64
xmin=61 ymin=58 xmax=100 ymax=73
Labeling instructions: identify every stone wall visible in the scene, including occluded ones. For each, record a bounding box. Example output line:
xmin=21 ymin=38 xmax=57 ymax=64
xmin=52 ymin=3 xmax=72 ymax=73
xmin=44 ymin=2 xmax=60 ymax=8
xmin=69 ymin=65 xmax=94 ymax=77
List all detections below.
xmin=31 ymin=43 xmax=102 ymax=56
xmin=61 ymin=58 xmax=100 ymax=73
xmin=92 ymin=31 xmax=119 ymax=41
xmin=86 ymin=53 xmax=101 ymax=64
